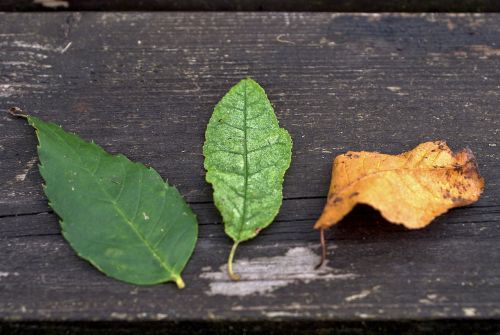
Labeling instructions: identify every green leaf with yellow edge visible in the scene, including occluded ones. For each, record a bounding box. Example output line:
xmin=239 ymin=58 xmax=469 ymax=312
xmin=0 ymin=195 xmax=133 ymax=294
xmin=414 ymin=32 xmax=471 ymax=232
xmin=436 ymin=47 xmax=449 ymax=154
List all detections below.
xmin=17 ymin=111 xmax=197 ymax=288
xmin=203 ymin=79 xmax=292 ymax=280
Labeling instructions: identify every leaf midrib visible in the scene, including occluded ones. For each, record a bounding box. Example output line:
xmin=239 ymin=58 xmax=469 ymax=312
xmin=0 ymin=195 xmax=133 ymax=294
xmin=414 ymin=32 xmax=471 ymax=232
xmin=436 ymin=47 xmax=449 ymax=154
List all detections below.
xmin=237 ymin=80 xmax=249 ymax=242
xmin=41 ymin=123 xmax=177 ymax=280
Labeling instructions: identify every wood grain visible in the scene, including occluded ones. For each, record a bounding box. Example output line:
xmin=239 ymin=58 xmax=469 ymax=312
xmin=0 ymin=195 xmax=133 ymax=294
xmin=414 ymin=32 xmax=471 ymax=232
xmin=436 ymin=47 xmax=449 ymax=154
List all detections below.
xmin=0 ymin=13 xmax=499 ymax=333
xmin=1 ymin=0 xmax=500 ymax=12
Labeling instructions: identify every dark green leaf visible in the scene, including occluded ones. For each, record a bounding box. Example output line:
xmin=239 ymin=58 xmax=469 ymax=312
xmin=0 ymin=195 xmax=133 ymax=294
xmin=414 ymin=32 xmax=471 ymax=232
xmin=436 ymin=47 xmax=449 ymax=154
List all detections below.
xmin=27 ymin=115 xmax=197 ymax=288
xmin=203 ymin=79 xmax=292 ymax=280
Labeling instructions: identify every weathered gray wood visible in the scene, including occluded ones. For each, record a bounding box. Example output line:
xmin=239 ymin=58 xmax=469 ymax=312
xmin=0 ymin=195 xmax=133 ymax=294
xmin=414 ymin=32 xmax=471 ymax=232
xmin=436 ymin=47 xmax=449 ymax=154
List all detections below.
xmin=2 ymin=0 xmax=500 ymax=12
xmin=0 ymin=12 xmax=499 ymax=332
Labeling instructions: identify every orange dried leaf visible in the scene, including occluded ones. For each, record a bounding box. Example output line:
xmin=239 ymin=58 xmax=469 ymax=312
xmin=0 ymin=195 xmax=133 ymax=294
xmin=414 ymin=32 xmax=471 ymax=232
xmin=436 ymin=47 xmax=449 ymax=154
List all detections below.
xmin=315 ymin=141 xmax=484 ymax=230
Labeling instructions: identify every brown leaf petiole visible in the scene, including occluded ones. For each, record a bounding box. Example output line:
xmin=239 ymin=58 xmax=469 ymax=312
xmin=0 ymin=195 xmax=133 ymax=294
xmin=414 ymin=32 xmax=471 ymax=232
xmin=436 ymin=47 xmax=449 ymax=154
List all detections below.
xmin=315 ymin=228 xmax=327 ymax=269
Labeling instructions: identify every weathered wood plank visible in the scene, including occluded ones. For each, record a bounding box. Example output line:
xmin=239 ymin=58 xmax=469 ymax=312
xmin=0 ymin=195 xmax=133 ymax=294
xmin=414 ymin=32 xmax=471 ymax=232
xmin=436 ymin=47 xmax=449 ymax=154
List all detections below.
xmin=2 ymin=0 xmax=500 ymax=12
xmin=0 ymin=13 xmax=499 ymax=331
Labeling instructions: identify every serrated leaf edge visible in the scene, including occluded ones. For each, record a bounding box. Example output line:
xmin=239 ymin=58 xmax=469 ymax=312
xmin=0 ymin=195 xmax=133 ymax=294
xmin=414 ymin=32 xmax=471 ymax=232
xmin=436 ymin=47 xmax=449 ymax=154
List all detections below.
xmin=29 ymin=116 xmax=196 ymax=288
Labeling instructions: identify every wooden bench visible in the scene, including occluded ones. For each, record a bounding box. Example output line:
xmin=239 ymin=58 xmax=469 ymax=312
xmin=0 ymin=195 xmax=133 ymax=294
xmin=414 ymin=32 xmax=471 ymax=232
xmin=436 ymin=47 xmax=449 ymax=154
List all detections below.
xmin=0 ymin=11 xmax=499 ymax=334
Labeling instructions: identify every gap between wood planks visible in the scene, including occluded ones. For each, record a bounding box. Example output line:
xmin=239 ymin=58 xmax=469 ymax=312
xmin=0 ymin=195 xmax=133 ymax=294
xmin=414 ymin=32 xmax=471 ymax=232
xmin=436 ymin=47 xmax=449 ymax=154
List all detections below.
xmin=1 ymin=201 xmax=497 ymax=219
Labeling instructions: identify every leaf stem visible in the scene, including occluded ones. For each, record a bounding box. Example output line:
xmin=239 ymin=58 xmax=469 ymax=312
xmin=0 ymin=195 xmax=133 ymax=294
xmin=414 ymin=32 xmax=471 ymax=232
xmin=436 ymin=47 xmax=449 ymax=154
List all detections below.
xmin=315 ymin=228 xmax=327 ymax=269
xmin=7 ymin=107 xmax=28 ymax=119
xmin=175 ymin=276 xmax=185 ymax=289
xmin=227 ymin=241 xmax=241 ymax=281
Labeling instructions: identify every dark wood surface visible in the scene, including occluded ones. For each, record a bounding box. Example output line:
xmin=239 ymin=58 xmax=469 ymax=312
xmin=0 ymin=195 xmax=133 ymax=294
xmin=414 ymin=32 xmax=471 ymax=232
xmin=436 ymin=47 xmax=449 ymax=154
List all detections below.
xmin=2 ymin=0 xmax=500 ymax=12
xmin=0 ymin=12 xmax=499 ymax=334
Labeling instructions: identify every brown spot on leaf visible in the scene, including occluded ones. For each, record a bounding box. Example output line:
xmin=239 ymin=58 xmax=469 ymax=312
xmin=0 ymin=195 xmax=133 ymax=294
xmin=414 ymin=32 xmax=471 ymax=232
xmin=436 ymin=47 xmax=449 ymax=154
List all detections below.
xmin=328 ymin=193 xmax=343 ymax=204
xmin=451 ymin=196 xmax=466 ymax=203
xmin=332 ymin=197 xmax=343 ymax=204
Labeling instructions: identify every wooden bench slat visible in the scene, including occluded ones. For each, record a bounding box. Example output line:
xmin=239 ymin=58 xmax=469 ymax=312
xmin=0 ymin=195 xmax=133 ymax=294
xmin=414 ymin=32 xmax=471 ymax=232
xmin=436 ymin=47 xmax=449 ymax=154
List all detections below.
xmin=0 ymin=13 xmax=499 ymax=330
xmin=2 ymin=0 xmax=500 ymax=12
